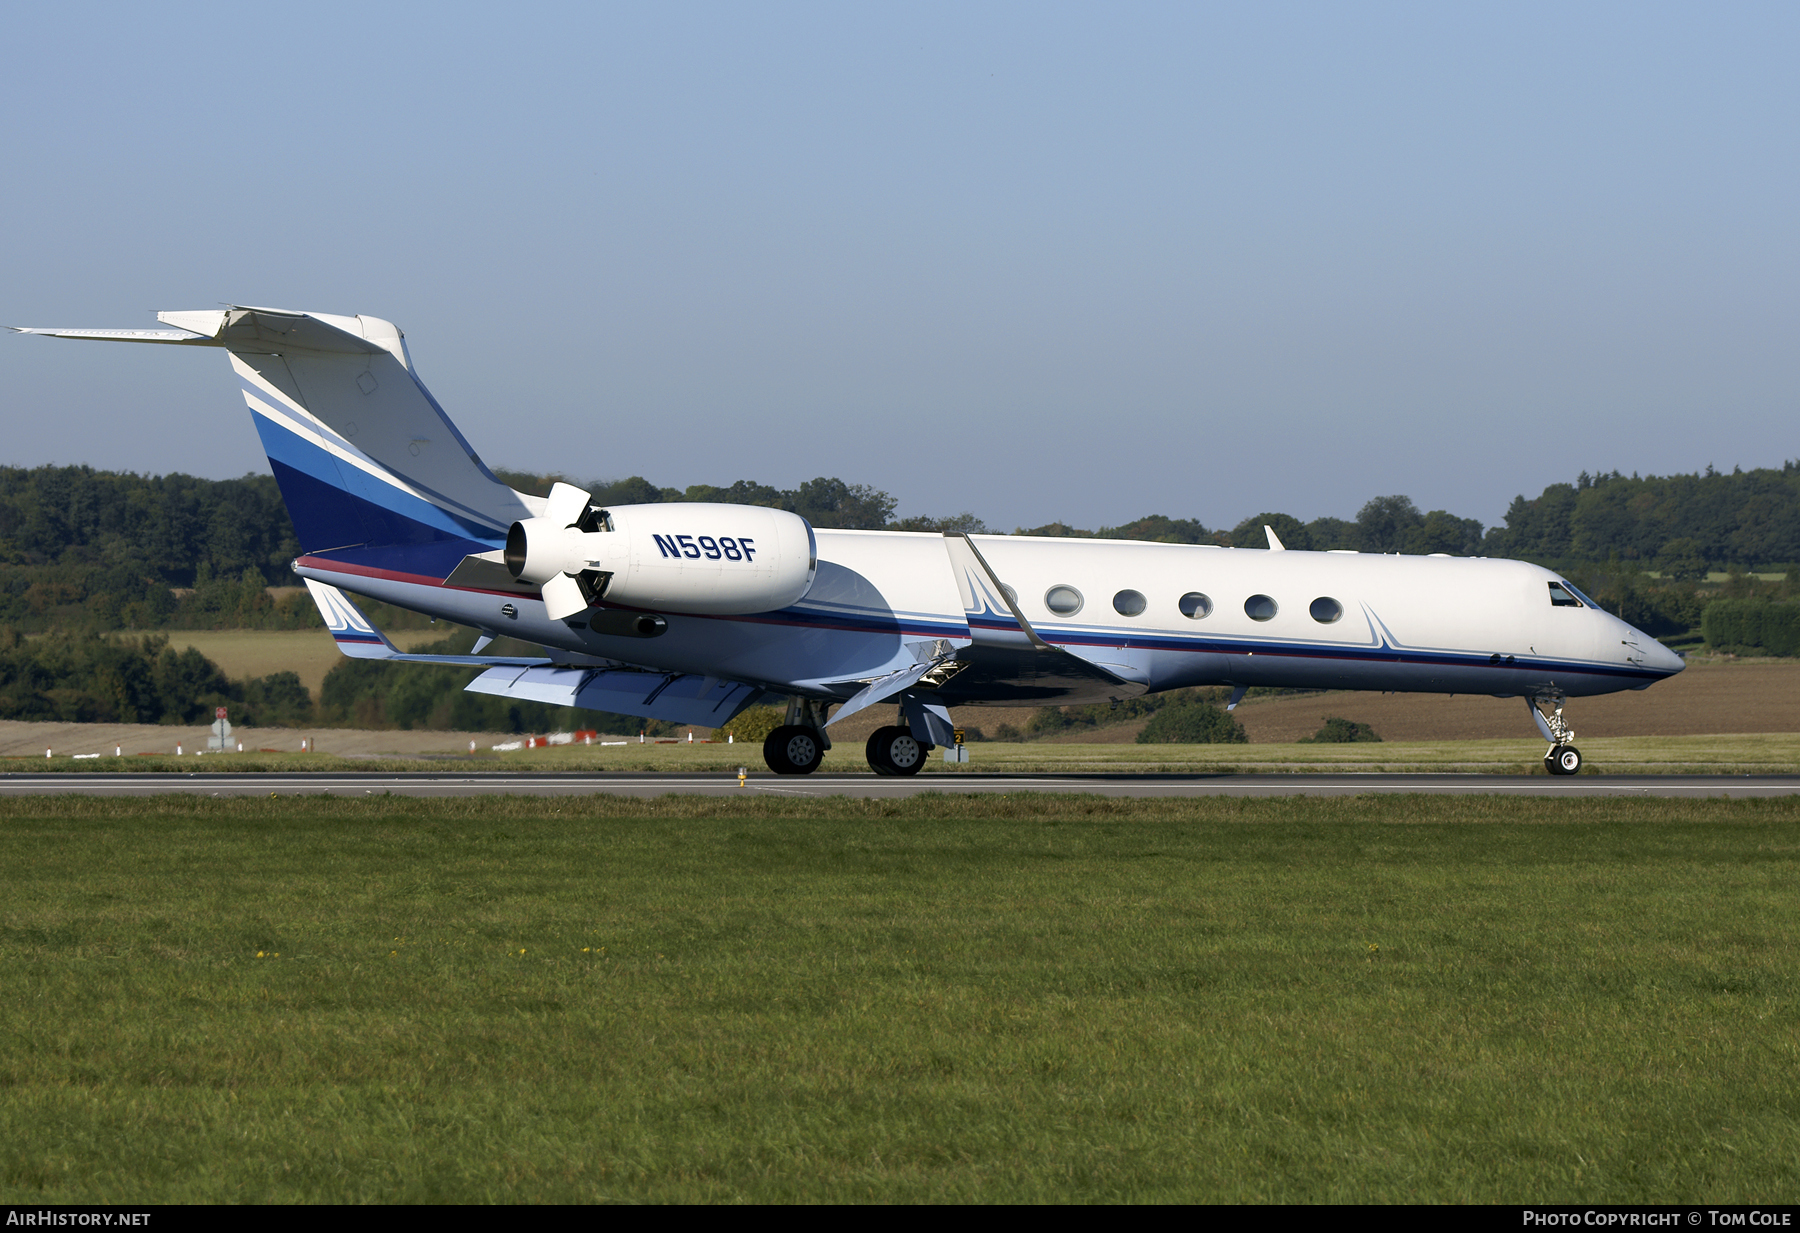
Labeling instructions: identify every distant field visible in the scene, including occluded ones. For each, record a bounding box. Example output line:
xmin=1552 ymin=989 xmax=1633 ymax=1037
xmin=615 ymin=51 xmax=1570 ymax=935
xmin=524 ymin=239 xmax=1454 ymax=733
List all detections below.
xmin=115 ymin=628 xmax=451 ymax=697
xmin=2 ymin=643 xmax=1791 ymax=772
xmin=2 ymin=793 xmax=1797 ymax=1202
xmin=63 ymin=635 xmax=1795 ymax=743
xmin=1053 ymin=658 xmax=1800 ymax=744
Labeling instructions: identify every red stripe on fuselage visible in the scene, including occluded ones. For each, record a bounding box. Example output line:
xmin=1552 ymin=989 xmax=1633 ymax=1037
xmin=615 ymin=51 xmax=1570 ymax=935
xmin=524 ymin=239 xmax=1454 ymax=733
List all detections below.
xmin=295 ymin=555 xmax=538 ymax=600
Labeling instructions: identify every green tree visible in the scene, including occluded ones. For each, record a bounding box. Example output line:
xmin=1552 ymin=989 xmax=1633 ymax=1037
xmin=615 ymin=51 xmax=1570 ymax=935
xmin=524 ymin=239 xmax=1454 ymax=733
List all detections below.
xmin=1356 ymin=495 xmax=1425 ymax=554
xmin=1136 ymin=700 xmax=1247 ymax=744
xmin=1298 ymin=716 xmax=1382 ymax=743
xmin=1229 ymin=513 xmax=1310 ymax=551
xmin=1303 ymin=516 xmax=1359 ymax=550
xmin=790 ymin=478 xmax=897 ymax=529
xmin=716 ymin=705 xmax=784 ymax=742
xmin=1656 ymin=537 xmax=1709 ymax=582
xmin=1011 ymin=522 xmax=1096 ymax=539
xmin=1098 ymin=515 xmax=1210 ymax=544
xmin=1407 ymin=510 xmax=1484 ymax=556
xmin=889 ymin=513 xmax=990 ymax=533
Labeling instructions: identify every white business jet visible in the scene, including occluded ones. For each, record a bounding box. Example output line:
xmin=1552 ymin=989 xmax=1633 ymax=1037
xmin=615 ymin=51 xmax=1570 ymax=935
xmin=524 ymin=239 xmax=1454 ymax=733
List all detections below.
xmin=15 ymin=306 xmax=1684 ymax=776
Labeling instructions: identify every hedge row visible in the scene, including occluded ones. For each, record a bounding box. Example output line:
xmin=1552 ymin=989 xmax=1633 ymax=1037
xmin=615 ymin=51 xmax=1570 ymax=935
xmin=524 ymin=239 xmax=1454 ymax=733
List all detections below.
xmin=1701 ymin=598 xmax=1800 ymax=656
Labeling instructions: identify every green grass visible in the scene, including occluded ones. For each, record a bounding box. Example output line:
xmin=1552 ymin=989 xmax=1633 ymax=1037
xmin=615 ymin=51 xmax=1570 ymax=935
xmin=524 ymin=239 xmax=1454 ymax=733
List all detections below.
xmin=9 ymin=731 xmax=1800 ymax=775
xmin=3 ymin=793 xmax=1800 ymax=1202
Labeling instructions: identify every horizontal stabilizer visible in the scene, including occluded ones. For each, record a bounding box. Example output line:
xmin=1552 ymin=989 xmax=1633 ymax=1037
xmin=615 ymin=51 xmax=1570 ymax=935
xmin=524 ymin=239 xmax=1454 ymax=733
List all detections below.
xmin=9 ymin=326 xmax=213 ymax=344
xmin=303 ymin=579 xmax=548 ymax=666
xmin=443 ymin=550 xmax=538 ymax=594
xmin=465 ymin=666 xmax=770 ymax=728
xmin=11 ymin=307 xmax=385 ymax=355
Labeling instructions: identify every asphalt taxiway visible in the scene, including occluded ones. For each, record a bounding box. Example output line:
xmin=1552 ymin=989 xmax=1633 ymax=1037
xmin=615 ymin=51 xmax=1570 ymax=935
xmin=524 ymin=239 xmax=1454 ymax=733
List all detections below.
xmin=2 ymin=772 xmax=1796 ymax=798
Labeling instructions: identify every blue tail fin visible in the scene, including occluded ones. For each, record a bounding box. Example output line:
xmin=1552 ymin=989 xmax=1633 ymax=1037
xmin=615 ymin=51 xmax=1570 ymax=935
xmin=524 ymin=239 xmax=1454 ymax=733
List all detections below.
xmin=17 ymin=306 xmax=537 ymax=568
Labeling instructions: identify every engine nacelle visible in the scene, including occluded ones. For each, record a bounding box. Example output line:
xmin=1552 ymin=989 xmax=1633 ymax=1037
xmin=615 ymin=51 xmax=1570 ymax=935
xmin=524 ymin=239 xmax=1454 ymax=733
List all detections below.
xmin=506 ymin=500 xmax=817 ymax=618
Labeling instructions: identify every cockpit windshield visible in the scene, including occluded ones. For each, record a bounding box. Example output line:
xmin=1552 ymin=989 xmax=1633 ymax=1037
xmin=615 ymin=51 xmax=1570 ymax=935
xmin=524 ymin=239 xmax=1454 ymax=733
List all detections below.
xmin=1567 ymin=582 xmax=1603 ymax=608
xmin=1548 ymin=581 xmax=1585 ymax=608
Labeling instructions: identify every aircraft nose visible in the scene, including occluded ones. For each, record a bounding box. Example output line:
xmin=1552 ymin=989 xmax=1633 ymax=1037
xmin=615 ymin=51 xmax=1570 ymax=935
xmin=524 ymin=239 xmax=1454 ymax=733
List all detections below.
xmin=1648 ymin=637 xmax=1686 ymax=676
xmin=1621 ymin=617 xmax=1685 ymax=676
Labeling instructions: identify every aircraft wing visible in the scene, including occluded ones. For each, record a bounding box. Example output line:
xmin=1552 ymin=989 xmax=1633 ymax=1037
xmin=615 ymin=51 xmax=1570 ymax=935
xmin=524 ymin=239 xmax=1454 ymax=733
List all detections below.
xmin=464 ymin=666 xmax=772 ymax=729
xmin=306 ymin=578 xmax=771 ymax=725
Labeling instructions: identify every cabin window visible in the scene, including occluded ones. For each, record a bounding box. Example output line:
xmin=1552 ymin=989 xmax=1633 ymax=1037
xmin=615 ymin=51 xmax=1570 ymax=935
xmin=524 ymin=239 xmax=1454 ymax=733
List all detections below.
xmin=1113 ymin=589 xmax=1147 ymax=617
xmin=1044 ymin=585 xmax=1084 ymax=616
xmin=1000 ymin=584 xmax=1018 ymax=606
xmin=1178 ymin=592 xmax=1212 ymax=619
xmin=1548 ymin=582 xmax=1583 ymax=608
xmin=1245 ymin=594 xmax=1278 ymax=621
xmin=1309 ymin=597 xmax=1343 ymax=623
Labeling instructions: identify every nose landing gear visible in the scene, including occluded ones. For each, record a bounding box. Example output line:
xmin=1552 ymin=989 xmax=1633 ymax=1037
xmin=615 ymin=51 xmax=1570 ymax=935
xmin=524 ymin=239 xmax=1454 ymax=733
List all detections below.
xmin=1528 ymin=694 xmax=1583 ymax=776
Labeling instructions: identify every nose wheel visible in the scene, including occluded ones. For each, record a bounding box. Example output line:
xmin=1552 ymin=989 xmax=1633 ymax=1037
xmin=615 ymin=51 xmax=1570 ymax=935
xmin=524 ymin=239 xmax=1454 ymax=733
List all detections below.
xmin=866 ymin=725 xmax=929 ymax=776
xmin=1545 ymin=745 xmax=1583 ymax=776
xmin=1528 ymin=695 xmax=1583 ymax=776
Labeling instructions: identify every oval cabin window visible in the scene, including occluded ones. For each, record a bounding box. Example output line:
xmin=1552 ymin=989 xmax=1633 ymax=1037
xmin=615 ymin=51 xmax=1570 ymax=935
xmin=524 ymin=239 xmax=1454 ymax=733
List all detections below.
xmin=1044 ymin=585 xmax=1084 ymax=616
xmin=1244 ymin=594 xmax=1278 ymax=622
xmin=1178 ymin=592 xmax=1212 ymax=619
xmin=1309 ymin=597 xmax=1343 ymax=623
xmin=1113 ymin=589 xmax=1147 ymax=617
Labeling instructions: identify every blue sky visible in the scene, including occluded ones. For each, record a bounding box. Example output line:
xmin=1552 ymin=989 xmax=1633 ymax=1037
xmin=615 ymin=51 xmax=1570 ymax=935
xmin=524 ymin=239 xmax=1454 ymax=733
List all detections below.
xmin=2 ymin=2 xmax=1794 ymax=532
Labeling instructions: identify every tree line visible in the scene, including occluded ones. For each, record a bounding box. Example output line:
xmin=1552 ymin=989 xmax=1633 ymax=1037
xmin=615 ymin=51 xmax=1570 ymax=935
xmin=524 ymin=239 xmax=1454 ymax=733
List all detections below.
xmin=0 ymin=456 xmax=1795 ymax=702
xmin=507 ymin=460 xmax=1800 ymax=570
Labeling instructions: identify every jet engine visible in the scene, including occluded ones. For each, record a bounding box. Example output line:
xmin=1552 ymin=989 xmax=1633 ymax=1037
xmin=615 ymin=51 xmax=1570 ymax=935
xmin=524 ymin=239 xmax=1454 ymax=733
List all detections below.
xmin=505 ymin=482 xmax=817 ymax=619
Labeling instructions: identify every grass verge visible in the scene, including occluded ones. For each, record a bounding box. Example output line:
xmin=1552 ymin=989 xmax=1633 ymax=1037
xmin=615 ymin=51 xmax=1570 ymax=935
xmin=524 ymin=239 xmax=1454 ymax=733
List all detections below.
xmin=2 ymin=792 xmax=1798 ymax=1202
xmin=5 ymin=731 xmax=1798 ymax=775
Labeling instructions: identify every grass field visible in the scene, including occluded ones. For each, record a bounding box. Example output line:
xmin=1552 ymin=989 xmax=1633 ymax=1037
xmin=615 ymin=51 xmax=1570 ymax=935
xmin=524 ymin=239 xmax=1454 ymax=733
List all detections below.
xmin=7 ymin=730 xmax=1799 ymax=775
xmin=3 ymin=792 xmax=1798 ymax=1202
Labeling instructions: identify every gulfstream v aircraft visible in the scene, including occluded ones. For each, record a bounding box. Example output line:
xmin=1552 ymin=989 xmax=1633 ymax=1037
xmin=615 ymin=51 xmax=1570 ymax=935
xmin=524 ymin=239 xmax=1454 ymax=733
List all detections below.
xmin=15 ymin=306 xmax=1684 ymax=776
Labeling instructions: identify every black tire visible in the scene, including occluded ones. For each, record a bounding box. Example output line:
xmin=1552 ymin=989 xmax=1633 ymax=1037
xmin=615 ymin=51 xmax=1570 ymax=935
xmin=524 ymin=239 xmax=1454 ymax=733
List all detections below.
xmin=867 ymin=725 xmax=928 ymax=777
xmin=1547 ymin=745 xmax=1583 ymax=776
xmin=865 ymin=727 xmax=899 ymax=776
xmin=764 ymin=725 xmax=824 ymax=775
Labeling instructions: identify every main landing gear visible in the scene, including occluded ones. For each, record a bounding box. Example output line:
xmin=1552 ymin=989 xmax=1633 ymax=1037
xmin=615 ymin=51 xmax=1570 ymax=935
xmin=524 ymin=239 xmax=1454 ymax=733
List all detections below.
xmin=758 ymin=695 xmax=947 ymax=777
xmin=763 ymin=697 xmax=832 ymax=775
xmin=1528 ymin=694 xmax=1583 ymax=776
xmin=866 ymin=725 xmax=928 ymax=776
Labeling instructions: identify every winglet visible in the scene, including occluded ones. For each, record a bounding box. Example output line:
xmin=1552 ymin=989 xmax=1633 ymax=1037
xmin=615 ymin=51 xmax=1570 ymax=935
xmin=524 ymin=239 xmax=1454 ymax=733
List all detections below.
xmin=1264 ymin=525 xmax=1286 ymax=551
xmin=303 ymin=578 xmax=551 ymax=666
xmin=305 ymin=579 xmax=402 ymax=659
xmin=943 ymin=532 xmax=1050 ymax=649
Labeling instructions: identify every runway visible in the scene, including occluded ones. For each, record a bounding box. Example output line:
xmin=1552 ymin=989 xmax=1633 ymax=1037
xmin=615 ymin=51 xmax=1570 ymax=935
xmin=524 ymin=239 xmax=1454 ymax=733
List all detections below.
xmin=2 ymin=771 xmax=1797 ymax=798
